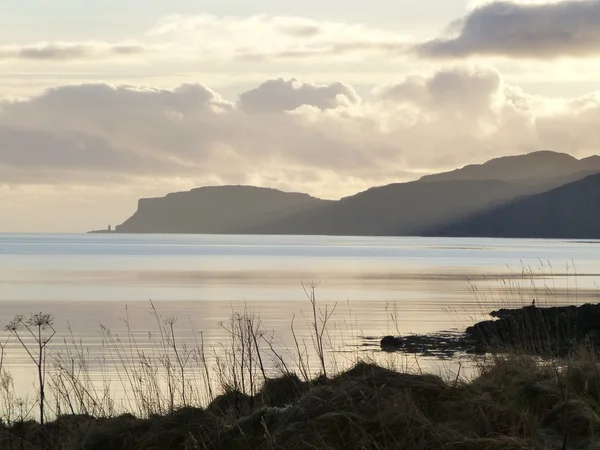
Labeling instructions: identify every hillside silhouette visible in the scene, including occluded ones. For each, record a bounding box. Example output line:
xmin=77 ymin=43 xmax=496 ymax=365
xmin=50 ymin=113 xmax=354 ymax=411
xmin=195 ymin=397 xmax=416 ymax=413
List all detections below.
xmin=248 ymin=179 xmax=550 ymax=236
xmin=419 ymin=151 xmax=600 ymax=184
xmin=111 ymin=151 xmax=600 ymax=236
xmin=115 ymin=186 xmax=330 ymax=234
xmin=424 ymin=173 xmax=600 ymax=239
xmin=247 ymin=151 xmax=600 ymax=236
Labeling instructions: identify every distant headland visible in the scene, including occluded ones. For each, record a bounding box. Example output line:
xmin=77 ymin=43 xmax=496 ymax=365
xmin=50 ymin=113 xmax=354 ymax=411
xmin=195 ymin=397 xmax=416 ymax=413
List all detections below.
xmin=90 ymin=151 xmax=600 ymax=239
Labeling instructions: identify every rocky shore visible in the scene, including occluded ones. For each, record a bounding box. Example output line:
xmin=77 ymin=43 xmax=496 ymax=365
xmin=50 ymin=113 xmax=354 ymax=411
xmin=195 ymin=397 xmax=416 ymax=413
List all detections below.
xmin=377 ymin=303 xmax=600 ymax=356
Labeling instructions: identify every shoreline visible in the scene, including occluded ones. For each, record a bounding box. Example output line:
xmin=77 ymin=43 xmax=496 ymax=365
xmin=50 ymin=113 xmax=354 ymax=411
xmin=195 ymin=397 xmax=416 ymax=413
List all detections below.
xmin=3 ymin=302 xmax=600 ymax=449
xmin=3 ymin=354 xmax=599 ymax=450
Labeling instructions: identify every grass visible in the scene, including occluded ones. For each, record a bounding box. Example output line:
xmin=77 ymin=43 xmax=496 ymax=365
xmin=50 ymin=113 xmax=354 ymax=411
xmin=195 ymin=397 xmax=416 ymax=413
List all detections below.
xmin=2 ymin=279 xmax=600 ymax=449
xmin=3 ymin=355 xmax=600 ymax=449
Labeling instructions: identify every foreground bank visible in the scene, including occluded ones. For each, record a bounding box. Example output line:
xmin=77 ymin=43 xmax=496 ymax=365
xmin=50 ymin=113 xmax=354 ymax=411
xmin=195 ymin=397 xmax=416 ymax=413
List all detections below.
xmin=4 ymin=300 xmax=600 ymax=450
xmin=3 ymin=352 xmax=600 ymax=450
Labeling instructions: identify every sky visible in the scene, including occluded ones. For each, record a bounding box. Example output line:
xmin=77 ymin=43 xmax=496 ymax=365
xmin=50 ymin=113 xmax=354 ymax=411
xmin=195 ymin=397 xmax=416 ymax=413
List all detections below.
xmin=2 ymin=0 xmax=600 ymax=232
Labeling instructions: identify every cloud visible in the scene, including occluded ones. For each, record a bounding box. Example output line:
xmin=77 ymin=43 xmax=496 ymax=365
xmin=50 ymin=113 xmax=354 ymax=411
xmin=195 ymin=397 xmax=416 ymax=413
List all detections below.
xmin=0 ymin=15 xmax=409 ymax=68
xmin=0 ymin=42 xmax=148 ymax=61
xmin=1 ymin=69 xmax=599 ymax=208
xmin=0 ymin=82 xmax=234 ymax=183
xmin=238 ymin=78 xmax=359 ymax=113
xmin=147 ymin=14 xmax=409 ymax=61
xmin=377 ymin=66 xmax=503 ymax=114
xmin=536 ymin=92 xmax=600 ymax=151
xmin=416 ymin=0 xmax=600 ymax=59
xmin=5 ymin=6 xmax=600 ymax=71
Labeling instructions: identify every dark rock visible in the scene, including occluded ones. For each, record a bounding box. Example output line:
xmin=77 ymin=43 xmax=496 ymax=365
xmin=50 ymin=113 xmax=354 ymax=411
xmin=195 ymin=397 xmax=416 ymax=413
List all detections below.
xmin=372 ymin=332 xmax=473 ymax=357
xmin=380 ymin=336 xmax=403 ymax=349
xmin=466 ymin=303 xmax=600 ymax=355
xmin=368 ymin=303 xmax=600 ymax=359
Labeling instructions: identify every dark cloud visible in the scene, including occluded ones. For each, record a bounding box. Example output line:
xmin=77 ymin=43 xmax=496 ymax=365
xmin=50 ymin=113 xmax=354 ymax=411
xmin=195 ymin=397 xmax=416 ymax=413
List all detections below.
xmin=277 ymin=23 xmax=322 ymax=38
xmin=112 ymin=45 xmax=146 ymax=55
xmin=0 ymin=42 xmax=147 ymax=61
xmin=0 ymin=125 xmax=191 ymax=185
xmin=416 ymin=0 xmax=600 ymax=59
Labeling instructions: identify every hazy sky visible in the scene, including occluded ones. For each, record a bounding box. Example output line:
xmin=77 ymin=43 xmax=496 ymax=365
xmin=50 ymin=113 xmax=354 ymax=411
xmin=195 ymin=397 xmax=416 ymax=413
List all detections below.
xmin=2 ymin=0 xmax=600 ymax=232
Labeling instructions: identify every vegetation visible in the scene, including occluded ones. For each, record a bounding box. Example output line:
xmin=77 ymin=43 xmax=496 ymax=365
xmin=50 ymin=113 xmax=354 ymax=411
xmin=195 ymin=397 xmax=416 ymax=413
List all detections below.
xmin=3 ymin=353 xmax=600 ymax=449
xmin=2 ymin=284 xmax=600 ymax=449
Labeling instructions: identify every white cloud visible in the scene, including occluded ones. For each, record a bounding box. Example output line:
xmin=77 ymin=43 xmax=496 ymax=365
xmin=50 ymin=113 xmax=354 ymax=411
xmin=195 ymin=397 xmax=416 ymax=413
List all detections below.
xmin=0 ymin=12 xmax=414 ymax=94
xmin=238 ymin=78 xmax=359 ymax=113
xmin=0 ymin=15 xmax=409 ymax=67
xmin=145 ymin=14 xmax=411 ymax=61
xmin=417 ymin=0 xmax=600 ymax=59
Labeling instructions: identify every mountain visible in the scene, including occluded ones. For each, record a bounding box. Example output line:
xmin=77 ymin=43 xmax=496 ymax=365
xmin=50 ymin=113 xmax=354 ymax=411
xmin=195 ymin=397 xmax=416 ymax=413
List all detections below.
xmin=115 ymin=186 xmax=331 ymax=234
xmin=424 ymin=173 xmax=600 ymax=239
xmin=112 ymin=151 xmax=600 ymax=236
xmin=247 ymin=151 xmax=600 ymax=236
xmin=419 ymin=151 xmax=600 ymax=184
xmin=247 ymin=178 xmax=566 ymax=236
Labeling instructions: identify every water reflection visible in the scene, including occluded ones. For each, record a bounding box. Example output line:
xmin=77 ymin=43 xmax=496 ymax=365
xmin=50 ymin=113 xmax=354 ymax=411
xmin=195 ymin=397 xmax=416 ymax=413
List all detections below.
xmin=0 ymin=234 xmax=598 ymax=401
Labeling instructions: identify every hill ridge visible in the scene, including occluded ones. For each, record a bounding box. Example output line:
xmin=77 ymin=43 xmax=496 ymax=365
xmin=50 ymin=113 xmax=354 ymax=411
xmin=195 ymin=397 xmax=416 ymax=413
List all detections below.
xmin=108 ymin=151 xmax=600 ymax=237
xmin=425 ymin=172 xmax=600 ymax=239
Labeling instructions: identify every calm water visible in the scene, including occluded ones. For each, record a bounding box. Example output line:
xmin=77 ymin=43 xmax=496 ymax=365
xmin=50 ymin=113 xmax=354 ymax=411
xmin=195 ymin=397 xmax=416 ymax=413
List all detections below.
xmin=1 ymin=234 xmax=599 ymax=397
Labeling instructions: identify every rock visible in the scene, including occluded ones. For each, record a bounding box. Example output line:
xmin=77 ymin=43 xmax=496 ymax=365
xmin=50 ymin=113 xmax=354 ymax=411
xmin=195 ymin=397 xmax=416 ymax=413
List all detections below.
xmin=380 ymin=336 xmax=403 ymax=349
xmin=465 ymin=303 xmax=600 ymax=355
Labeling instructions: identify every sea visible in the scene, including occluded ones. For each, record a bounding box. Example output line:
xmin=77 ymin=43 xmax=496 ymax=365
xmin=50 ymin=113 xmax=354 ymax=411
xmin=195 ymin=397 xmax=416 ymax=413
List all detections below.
xmin=1 ymin=233 xmax=599 ymax=402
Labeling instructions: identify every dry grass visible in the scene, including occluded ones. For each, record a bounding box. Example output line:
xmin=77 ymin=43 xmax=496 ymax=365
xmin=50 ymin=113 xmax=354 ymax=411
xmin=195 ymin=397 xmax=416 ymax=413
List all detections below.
xmin=2 ymin=281 xmax=600 ymax=449
xmin=3 ymin=355 xmax=600 ymax=449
